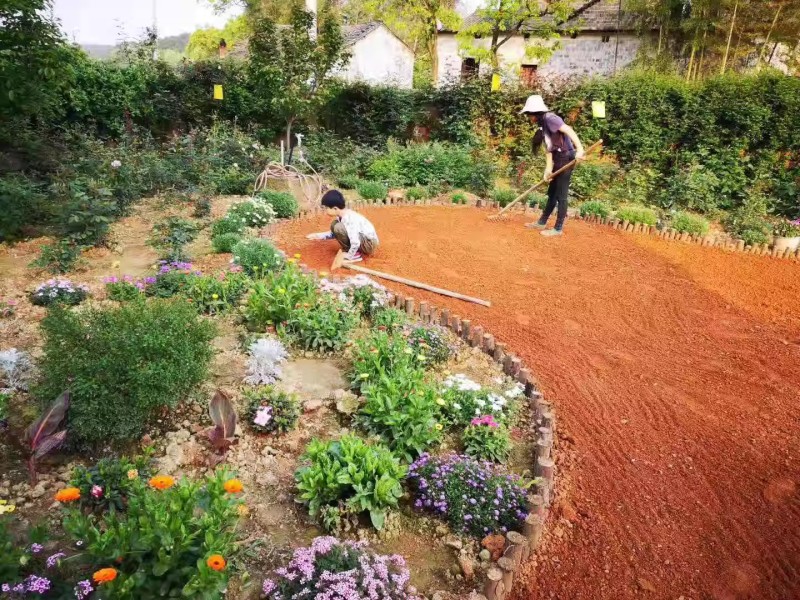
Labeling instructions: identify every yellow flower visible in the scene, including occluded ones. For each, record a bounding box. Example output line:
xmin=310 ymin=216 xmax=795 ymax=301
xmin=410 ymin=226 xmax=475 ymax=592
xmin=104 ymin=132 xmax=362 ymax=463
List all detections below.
xmin=319 ymin=271 xmax=329 ymax=278
xmin=403 ymin=348 xmax=413 ymax=354
xmin=0 ymin=500 xmax=16 ymax=515
xmin=212 ymin=294 xmax=219 ymax=299
xmin=434 ymin=423 xmax=443 ymax=431
xmin=277 ymin=288 xmax=286 ymax=295
xmin=126 ymin=469 xmax=138 ymax=480
xmin=111 ymin=260 xmax=121 ymax=269
xmin=436 ymin=398 xmax=446 ymax=406
xmin=417 ymin=354 xmax=427 ymax=361
xmin=237 ymin=504 xmax=250 ymax=517
xmin=288 ymin=258 xmax=297 ymax=264
xmin=293 ymin=253 xmax=302 ymax=259
xmin=359 ymin=373 xmax=369 ymax=379
xmin=148 ymin=475 xmax=176 ymax=491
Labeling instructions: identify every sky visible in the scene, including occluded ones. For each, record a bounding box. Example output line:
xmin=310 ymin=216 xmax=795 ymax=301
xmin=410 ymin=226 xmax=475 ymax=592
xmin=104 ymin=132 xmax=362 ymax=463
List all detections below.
xmin=53 ymin=0 xmax=244 ymax=45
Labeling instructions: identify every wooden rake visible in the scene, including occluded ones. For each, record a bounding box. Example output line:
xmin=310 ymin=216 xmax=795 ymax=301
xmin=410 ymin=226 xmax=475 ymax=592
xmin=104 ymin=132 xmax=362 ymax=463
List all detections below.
xmin=488 ymin=139 xmax=604 ymax=221
xmin=330 ymin=250 xmax=491 ymax=307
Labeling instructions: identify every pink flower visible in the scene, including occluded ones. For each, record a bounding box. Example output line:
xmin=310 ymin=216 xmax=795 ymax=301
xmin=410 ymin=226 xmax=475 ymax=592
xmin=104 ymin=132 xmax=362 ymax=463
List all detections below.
xmin=91 ymin=485 xmax=103 ymax=499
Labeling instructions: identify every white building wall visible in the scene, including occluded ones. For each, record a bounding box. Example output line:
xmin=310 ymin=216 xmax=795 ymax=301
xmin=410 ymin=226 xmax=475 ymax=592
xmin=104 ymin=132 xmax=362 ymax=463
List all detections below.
xmin=437 ymin=32 xmax=643 ymax=85
xmin=341 ymin=26 xmax=415 ymax=89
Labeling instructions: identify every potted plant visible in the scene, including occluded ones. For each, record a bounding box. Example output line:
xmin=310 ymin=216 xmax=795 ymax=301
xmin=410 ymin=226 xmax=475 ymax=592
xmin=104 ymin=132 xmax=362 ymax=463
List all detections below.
xmin=772 ymin=219 xmax=800 ymax=253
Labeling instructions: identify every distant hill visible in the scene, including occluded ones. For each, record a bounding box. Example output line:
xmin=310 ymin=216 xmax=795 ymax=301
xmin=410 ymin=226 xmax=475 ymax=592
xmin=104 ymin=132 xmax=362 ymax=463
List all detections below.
xmin=81 ymin=32 xmax=191 ymax=59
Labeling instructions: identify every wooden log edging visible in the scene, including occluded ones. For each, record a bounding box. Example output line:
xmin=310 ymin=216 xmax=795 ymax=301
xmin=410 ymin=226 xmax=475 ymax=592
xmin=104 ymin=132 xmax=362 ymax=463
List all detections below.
xmin=574 ymin=212 xmax=800 ymax=262
xmin=265 ymin=200 xmax=560 ymax=600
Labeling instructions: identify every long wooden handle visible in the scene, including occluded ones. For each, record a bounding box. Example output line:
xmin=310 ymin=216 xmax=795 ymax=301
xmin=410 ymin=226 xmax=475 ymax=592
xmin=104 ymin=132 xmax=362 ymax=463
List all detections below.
xmin=493 ymin=139 xmax=604 ymax=218
xmin=343 ymin=264 xmax=492 ymax=307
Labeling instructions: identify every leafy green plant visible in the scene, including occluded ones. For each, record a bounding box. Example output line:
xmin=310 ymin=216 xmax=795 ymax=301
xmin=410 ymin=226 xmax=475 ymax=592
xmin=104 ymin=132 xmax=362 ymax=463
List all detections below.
xmin=348 ymin=330 xmax=417 ymax=392
xmin=723 ymin=192 xmax=772 ymax=246
xmin=245 ymin=386 xmax=301 ymax=435
xmin=30 ymin=240 xmax=82 ymax=274
xmin=295 ymin=436 xmax=406 ymax=530
xmin=358 ymin=367 xmax=442 ymax=462
xmin=257 ymin=190 xmax=299 ymax=219
xmin=336 ymin=175 xmax=361 ymax=190
xmin=145 ymin=261 xmax=198 ymax=299
xmin=569 ymin=159 xmax=618 ymax=200
xmin=29 ymin=279 xmax=90 ymax=307
xmin=773 ymin=219 xmax=800 ymax=238
xmin=34 ymin=300 xmax=215 ymax=447
xmin=193 ymin=196 xmax=212 ymax=218
xmin=0 ymin=391 xmax=9 ymax=423
xmin=345 ymin=283 xmax=386 ymax=319
xmin=463 ymin=417 xmax=511 ymax=463
xmin=439 ymin=374 xmax=518 ymax=427
xmin=184 ymin=271 xmax=250 ymax=315
xmin=285 ymin=295 xmax=358 ymax=353
xmin=211 ymin=215 xmax=247 ymax=238
xmin=406 ymin=186 xmax=427 ymax=201
xmin=148 ymin=217 xmax=198 ymax=261
xmin=406 ymin=325 xmax=452 ymax=365
xmin=671 ymin=212 xmax=710 ymax=236
xmin=491 ymin=188 xmax=518 ymax=207
xmin=356 ymin=180 xmax=387 ymax=202
xmin=105 ymin=279 xmax=144 ymax=302
xmin=211 ymin=232 xmax=243 ymax=254
xmin=451 ymin=191 xmax=468 ymax=205
xmin=245 ymin=263 xmax=318 ymax=330
xmin=371 ymin=307 xmax=408 ymax=332
xmin=69 ymin=452 xmax=154 ymax=513
xmin=528 ymin=191 xmax=547 ymax=209
xmin=228 ymin=199 xmax=276 ymax=228
xmin=232 ymin=238 xmax=285 ymax=277
xmin=615 ymin=205 xmax=658 ymax=226
xmin=579 ymin=200 xmax=612 ymax=219
xmin=62 ymin=470 xmax=242 ymax=599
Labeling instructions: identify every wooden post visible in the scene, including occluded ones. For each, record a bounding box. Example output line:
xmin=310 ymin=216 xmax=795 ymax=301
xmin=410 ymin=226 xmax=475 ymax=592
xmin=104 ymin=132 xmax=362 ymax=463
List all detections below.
xmin=471 ymin=325 xmax=484 ymax=347
xmin=461 ymin=319 xmax=472 ymax=341
xmin=494 ymin=342 xmax=507 ymax=363
xmin=536 ymin=438 xmax=552 ymax=461
xmin=419 ymin=301 xmax=429 ymax=322
xmin=505 ymin=531 xmax=530 ymax=568
xmin=484 ymin=568 xmax=504 ymax=600
xmin=483 ymin=333 xmax=496 ymax=353
xmin=440 ymin=308 xmax=450 ymax=328
xmin=523 ymin=514 xmax=543 ymax=545
xmin=405 ymin=297 xmax=415 ymax=315
xmin=497 ymin=557 xmax=515 ymax=594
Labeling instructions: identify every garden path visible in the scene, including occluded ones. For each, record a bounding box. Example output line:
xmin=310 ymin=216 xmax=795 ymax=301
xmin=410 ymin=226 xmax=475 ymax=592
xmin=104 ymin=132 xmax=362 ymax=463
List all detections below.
xmin=275 ymin=205 xmax=800 ymax=600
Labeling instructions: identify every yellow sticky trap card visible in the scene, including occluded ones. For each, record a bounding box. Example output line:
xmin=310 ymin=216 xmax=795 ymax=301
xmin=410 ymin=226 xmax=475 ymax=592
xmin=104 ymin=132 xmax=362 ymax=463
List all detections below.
xmin=491 ymin=73 xmax=501 ymax=92
xmin=214 ymin=85 xmax=224 ymax=100
xmin=592 ymin=101 xmax=606 ymax=119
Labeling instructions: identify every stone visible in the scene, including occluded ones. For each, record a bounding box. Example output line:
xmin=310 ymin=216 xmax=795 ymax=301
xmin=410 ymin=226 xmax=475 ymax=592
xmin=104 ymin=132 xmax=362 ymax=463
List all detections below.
xmin=458 ymin=556 xmax=475 ymax=582
xmin=29 ymin=482 xmax=47 ymax=499
xmin=637 ymin=578 xmax=656 ymax=592
xmin=479 ymin=548 xmax=491 ymax=561
xmin=481 ymin=533 xmax=505 ymax=562
xmin=335 ymin=391 xmax=360 ymax=416
xmin=303 ymin=399 xmax=325 ymax=412
xmin=444 ymin=537 xmax=463 ymax=550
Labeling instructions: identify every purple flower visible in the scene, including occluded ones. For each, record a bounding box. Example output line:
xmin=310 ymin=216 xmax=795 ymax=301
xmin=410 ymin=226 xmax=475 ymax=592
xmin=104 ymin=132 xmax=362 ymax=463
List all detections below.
xmin=46 ymin=552 xmax=66 ymax=568
xmin=30 ymin=543 xmax=44 ymax=554
xmin=91 ymin=485 xmax=103 ymax=499
xmin=74 ymin=579 xmax=93 ymax=600
xmin=25 ymin=575 xmax=51 ymax=593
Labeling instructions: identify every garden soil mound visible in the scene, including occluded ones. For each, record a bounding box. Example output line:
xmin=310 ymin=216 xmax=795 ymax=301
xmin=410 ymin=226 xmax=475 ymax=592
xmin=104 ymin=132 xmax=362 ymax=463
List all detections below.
xmin=276 ymin=206 xmax=800 ymax=600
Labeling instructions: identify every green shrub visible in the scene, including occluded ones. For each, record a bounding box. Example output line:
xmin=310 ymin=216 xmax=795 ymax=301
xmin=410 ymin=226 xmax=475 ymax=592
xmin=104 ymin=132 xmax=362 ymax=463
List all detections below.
xmin=30 ymin=240 xmax=82 ymax=274
xmin=579 ymin=200 xmax=612 ymax=219
xmin=773 ymin=219 xmax=800 ymax=238
xmin=245 ymin=386 xmax=301 ymax=435
xmin=349 ymin=330 xmax=418 ymax=391
xmin=257 ymin=190 xmax=300 ymax=219
xmin=211 ymin=215 xmax=247 ymax=238
xmin=406 ymin=325 xmax=452 ymax=365
xmin=228 ymin=199 xmax=276 ymax=228
xmin=463 ymin=418 xmax=511 ymax=463
xmin=356 ymin=180 xmax=387 ymax=201
xmin=406 ymin=186 xmax=427 ymax=201
xmin=615 ymin=205 xmax=658 ymax=226
xmin=491 ymin=188 xmax=518 ymax=207
xmin=62 ymin=470 xmax=241 ymax=598
xmin=211 ymin=232 xmax=243 ymax=253
xmin=105 ymin=280 xmax=144 ymax=302
xmin=569 ymin=159 xmax=618 ymax=200
xmin=69 ymin=452 xmax=154 ymax=514
xmin=295 ymin=435 xmax=407 ymax=530
xmin=193 ymin=196 xmax=212 ymax=218
xmin=723 ymin=191 xmax=772 ymax=246
xmin=0 ymin=175 xmax=48 ymax=242
xmin=371 ymin=307 xmax=408 ymax=332
xmin=245 ymin=263 xmax=318 ymax=330
xmin=336 ymin=175 xmax=362 ymax=190
xmin=35 ymin=300 xmax=216 ymax=447
xmin=665 ymin=162 xmax=723 ymax=212
xmin=148 ymin=217 xmax=198 ymax=261
xmin=671 ymin=212 xmax=710 ymax=236
xmin=451 ymin=192 xmax=467 ymax=205
xmin=232 ymin=238 xmax=285 ymax=277
xmin=358 ymin=367 xmax=441 ymax=462
xmin=285 ymin=295 xmax=358 ymax=353
xmin=345 ymin=283 xmax=387 ymax=319
xmin=528 ymin=192 xmax=547 ymax=209
xmin=603 ymin=167 xmax=661 ymax=207
xmin=58 ymin=181 xmax=117 ymax=247
xmin=184 ymin=271 xmax=251 ymax=314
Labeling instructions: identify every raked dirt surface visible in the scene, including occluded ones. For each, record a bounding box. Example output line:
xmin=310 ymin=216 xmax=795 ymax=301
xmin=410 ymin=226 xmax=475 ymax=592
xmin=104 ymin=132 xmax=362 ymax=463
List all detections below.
xmin=275 ymin=205 xmax=800 ymax=600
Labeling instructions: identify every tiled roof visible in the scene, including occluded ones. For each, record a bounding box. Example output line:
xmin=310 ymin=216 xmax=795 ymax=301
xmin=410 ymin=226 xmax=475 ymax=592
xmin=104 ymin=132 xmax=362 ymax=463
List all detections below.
xmin=342 ymin=21 xmax=382 ymax=45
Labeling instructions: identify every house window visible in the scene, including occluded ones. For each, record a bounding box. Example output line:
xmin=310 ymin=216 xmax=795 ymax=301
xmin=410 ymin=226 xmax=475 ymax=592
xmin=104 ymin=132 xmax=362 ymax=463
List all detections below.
xmin=461 ymin=58 xmax=479 ymax=80
xmin=601 ymin=35 xmax=611 ymax=43
xmin=520 ymin=64 xmax=538 ymax=88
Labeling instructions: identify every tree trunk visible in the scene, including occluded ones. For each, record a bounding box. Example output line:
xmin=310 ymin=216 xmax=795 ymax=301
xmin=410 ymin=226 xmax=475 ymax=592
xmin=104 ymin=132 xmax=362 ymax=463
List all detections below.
xmin=721 ymin=0 xmax=738 ymax=74
xmin=429 ymin=25 xmax=439 ymax=84
xmin=697 ymin=29 xmax=708 ymax=80
xmin=758 ymin=2 xmax=783 ymax=69
xmin=685 ymin=38 xmax=697 ymax=81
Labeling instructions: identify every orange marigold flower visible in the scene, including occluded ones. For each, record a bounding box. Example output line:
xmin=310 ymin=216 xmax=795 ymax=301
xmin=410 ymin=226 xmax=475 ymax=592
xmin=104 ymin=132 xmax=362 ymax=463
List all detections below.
xmin=223 ymin=479 xmax=244 ymax=494
xmin=148 ymin=475 xmax=175 ymax=491
xmin=93 ymin=568 xmax=118 ymax=584
xmin=207 ymin=554 xmax=226 ymax=571
xmin=55 ymin=487 xmax=81 ymax=503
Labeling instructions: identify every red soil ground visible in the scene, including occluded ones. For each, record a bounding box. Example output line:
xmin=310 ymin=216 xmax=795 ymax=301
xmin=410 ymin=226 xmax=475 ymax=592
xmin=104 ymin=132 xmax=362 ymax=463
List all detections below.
xmin=275 ymin=206 xmax=800 ymax=600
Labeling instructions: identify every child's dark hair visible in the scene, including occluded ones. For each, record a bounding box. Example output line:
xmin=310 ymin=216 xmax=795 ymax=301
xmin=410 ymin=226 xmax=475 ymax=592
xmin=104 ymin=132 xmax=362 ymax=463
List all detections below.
xmin=321 ymin=189 xmax=346 ymax=210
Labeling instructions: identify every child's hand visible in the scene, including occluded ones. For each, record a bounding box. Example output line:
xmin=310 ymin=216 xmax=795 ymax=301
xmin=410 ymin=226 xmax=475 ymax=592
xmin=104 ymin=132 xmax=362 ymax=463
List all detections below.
xmin=306 ymin=232 xmax=327 ymax=240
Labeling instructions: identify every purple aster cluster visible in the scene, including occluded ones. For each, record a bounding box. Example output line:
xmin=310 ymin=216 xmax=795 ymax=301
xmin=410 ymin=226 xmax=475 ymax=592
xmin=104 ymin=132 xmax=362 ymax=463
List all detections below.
xmin=407 ymin=453 xmax=529 ymax=538
xmin=74 ymin=579 xmax=94 ymax=599
xmin=46 ymin=553 xmax=66 ymax=569
xmin=1 ymin=575 xmax=52 ymax=595
xmin=103 ymin=274 xmax=153 ymax=291
xmin=262 ymin=536 xmax=420 ymax=600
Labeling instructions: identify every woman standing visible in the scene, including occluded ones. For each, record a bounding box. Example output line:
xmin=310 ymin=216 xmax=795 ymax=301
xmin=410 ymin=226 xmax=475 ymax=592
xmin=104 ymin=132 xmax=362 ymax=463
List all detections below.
xmin=520 ymin=95 xmax=585 ymax=236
